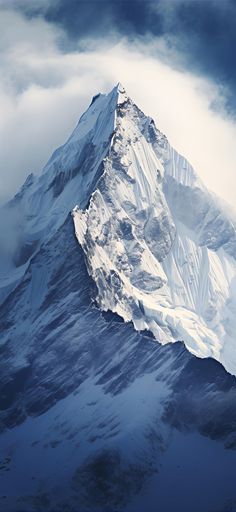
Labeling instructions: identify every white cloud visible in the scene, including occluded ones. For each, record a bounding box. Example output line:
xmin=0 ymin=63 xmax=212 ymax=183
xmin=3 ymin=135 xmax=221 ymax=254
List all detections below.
xmin=0 ymin=9 xmax=235 ymax=209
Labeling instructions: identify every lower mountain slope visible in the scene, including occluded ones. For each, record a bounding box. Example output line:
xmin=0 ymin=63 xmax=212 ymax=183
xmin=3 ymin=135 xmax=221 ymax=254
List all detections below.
xmin=0 ymin=215 xmax=236 ymax=512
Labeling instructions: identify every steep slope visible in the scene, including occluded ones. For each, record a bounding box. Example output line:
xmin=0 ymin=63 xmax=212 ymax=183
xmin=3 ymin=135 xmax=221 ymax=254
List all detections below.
xmin=0 ymin=85 xmax=120 ymax=305
xmin=73 ymin=83 xmax=236 ymax=375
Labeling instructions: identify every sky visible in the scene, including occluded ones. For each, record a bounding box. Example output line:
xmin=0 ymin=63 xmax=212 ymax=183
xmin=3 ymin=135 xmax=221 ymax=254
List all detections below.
xmin=0 ymin=0 xmax=235 ymax=208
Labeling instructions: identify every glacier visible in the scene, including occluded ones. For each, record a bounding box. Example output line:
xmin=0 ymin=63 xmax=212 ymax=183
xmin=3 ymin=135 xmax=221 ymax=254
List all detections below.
xmin=72 ymin=83 xmax=236 ymax=375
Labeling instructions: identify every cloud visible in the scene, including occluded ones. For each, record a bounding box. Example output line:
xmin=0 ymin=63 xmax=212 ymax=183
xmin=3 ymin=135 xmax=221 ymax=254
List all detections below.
xmin=0 ymin=8 xmax=235 ymax=210
xmin=5 ymin=0 xmax=236 ymax=114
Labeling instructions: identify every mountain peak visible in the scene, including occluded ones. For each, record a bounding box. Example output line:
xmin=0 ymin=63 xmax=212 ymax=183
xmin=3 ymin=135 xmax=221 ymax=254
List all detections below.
xmin=111 ymin=81 xmax=129 ymax=105
xmin=2 ymin=83 xmax=236 ymax=375
xmin=115 ymin=81 xmax=127 ymax=98
xmin=116 ymin=81 xmax=126 ymax=92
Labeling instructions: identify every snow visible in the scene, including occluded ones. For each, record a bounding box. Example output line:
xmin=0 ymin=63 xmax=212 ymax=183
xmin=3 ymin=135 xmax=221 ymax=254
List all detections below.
xmin=72 ymin=84 xmax=236 ymax=375
xmin=1 ymin=82 xmax=236 ymax=375
xmin=0 ymin=84 xmax=124 ymax=303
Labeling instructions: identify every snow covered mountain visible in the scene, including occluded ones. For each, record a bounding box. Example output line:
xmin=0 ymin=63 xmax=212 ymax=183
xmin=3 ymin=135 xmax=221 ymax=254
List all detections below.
xmin=73 ymin=83 xmax=236 ymax=374
xmin=0 ymin=83 xmax=236 ymax=511
xmin=2 ymin=82 xmax=235 ymax=374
